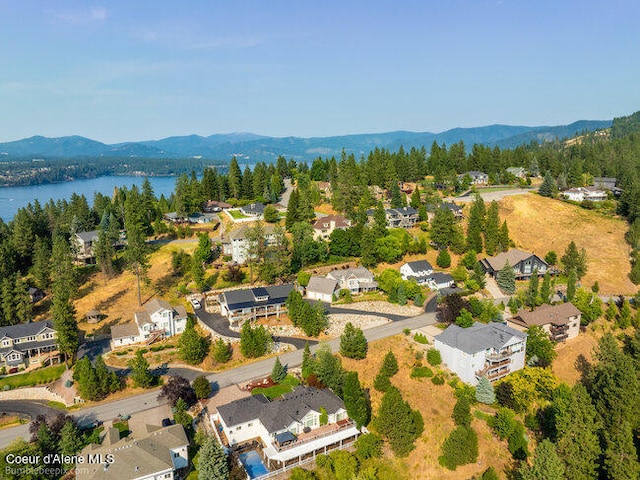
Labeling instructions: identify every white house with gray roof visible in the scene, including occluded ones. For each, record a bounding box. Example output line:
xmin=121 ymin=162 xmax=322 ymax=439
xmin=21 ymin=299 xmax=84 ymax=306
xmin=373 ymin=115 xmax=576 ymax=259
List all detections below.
xmin=212 ymin=386 xmax=359 ymax=470
xmin=222 ymin=223 xmax=278 ymax=264
xmin=400 ymin=260 xmax=434 ymax=283
xmin=110 ymin=299 xmax=188 ymax=348
xmin=327 ymin=267 xmax=377 ymax=294
xmin=0 ymin=320 xmax=59 ymax=370
xmin=434 ymin=322 xmax=527 ymax=385
xmin=76 ymin=424 xmax=188 ymax=480
xmin=306 ymin=276 xmax=339 ymax=303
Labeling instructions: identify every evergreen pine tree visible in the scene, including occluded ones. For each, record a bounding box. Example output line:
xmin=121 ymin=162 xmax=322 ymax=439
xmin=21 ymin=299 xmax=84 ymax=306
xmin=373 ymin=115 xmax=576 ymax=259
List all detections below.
xmin=466 ymin=195 xmax=486 ymax=252
xmin=198 ymin=435 xmax=229 ymax=480
xmin=539 ymin=171 xmax=557 ymax=197
xmin=452 ymin=396 xmax=472 ymax=427
xmin=540 ymin=271 xmax=552 ymax=304
xmin=271 ymin=357 xmax=287 ymax=383
xmin=128 ymin=350 xmax=155 ymax=388
xmin=496 ymin=261 xmax=516 ymax=294
xmin=618 ymin=298 xmax=633 ymax=328
xmin=343 ymin=371 xmax=371 ymax=429
xmin=212 ymin=338 xmax=232 ymax=363
xmin=50 ymin=235 xmax=78 ymax=365
xmin=566 ymin=270 xmax=577 ymax=301
xmin=375 ymin=387 xmax=424 ymax=457
xmin=484 ymin=201 xmax=500 ymax=255
xmin=602 ymin=421 xmax=640 ymax=480
xmin=301 ymin=342 xmax=314 ymax=379
xmin=498 ymin=220 xmax=511 ymax=251
xmin=605 ymin=299 xmax=618 ymax=322
xmin=58 ymin=421 xmax=83 ymax=469
xmin=373 ymin=201 xmax=388 ymax=238
xmin=339 ymin=322 xmax=368 ymax=359
xmin=285 ymin=189 xmax=300 ymax=231
xmin=475 ymin=376 xmax=496 ymax=404
xmin=389 ymin=182 xmax=405 ymax=208
xmin=525 ymin=269 xmax=539 ymax=310
xmin=178 ymin=319 xmax=210 ymax=365
xmin=519 ymin=439 xmax=565 ymax=480
xmin=436 ymin=248 xmax=451 ymax=268
xmin=410 ymin=186 xmax=422 ymax=209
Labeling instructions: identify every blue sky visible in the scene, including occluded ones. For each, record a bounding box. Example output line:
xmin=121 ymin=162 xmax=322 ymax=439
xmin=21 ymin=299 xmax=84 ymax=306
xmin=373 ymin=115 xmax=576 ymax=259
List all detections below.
xmin=1 ymin=0 xmax=639 ymax=143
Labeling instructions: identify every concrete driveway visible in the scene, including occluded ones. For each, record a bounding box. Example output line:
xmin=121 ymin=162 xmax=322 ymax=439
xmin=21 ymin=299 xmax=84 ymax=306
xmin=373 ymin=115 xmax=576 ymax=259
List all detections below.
xmin=485 ymin=276 xmax=510 ymax=304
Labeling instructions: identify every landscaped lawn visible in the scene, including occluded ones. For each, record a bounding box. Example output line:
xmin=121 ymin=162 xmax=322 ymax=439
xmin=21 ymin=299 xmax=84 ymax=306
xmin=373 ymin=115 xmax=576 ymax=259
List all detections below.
xmin=228 ymin=209 xmax=250 ymax=220
xmin=0 ymin=364 xmax=65 ymax=390
xmin=251 ymin=375 xmax=300 ymax=400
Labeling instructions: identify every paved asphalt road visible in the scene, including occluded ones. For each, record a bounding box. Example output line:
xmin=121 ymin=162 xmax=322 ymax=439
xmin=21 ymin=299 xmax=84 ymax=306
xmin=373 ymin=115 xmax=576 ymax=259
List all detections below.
xmin=0 ymin=295 xmax=438 ymax=448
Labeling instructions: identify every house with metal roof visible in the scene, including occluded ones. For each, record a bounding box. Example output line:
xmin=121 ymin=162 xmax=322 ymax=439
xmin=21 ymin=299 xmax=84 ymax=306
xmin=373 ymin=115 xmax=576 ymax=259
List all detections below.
xmin=218 ymin=284 xmax=294 ymax=327
xmin=434 ymin=322 xmax=527 ymax=385
xmin=0 ymin=320 xmax=59 ymax=370
xmin=511 ymin=303 xmax=581 ymax=342
xmin=76 ymin=423 xmax=188 ymax=480
xmin=212 ymin=386 xmax=359 ymax=471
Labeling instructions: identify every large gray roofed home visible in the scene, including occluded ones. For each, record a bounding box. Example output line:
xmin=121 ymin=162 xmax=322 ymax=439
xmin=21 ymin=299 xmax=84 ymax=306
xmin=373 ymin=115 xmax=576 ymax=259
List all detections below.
xmin=435 ymin=322 xmax=527 ymax=355
xmin=306 ymin=276 xmax=339 ymax=296
xmin=217 ymin=386 xmax=346 ymax=434
xmin=405 ymin=260 xmax=433 ymax=272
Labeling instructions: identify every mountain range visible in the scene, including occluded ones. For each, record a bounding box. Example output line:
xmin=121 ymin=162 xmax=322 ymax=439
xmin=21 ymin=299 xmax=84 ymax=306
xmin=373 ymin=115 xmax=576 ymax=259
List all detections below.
xmin=0 ymin=120 xmax=612 ymax=163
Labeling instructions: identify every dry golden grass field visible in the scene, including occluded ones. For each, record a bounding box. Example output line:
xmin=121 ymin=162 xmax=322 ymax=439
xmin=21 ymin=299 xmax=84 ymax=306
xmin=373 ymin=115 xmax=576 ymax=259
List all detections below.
xmin=498 ymin=195 xmax=635 ymax=295
xmin=340 ymin=335 xmax=512 ymax=480
xmin=70 ymin=240 xmax=199 ymax=335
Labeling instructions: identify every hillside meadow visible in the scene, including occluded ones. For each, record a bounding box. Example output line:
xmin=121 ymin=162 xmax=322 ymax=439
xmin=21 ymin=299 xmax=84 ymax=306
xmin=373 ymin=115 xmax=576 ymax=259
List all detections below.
xmin=497 ymin=194 xmax=635 ymax=294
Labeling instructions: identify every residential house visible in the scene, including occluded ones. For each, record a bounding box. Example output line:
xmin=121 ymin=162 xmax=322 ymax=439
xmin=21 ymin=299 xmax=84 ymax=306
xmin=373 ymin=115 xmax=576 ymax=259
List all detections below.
xmin=110 ymin=299 xmax=187 ymax=348
xmin=312 ymin=215 xmax=351 ymax=241
xmin=460 ymin=171 xmax=489 ymax=185
xmin=400 ymin=260 xmax=434 ymax=284
xmin=222 ymin=224 xmax=278 ymax=264
xmin=327 ymin=267 xmax=378 ymax=294
xmin=186 ymin=212 xmax=219 ymax=224
xmin=562 ymin=187 xmax=607 ymax=202
xmin=480 ymin=249 xmax=548 ymax=279
xmin=511 ymin=303 xmax=581 ymax=342
xmin=385 ymin=207 xmax=419 ymax=228
xmin=426 ymin=272 xmax=455 ymax=291
xmin=218 ymin=284 xmax=294 ymax=327
xmin=434 ymin=322 xmax=527 ymax=385
xmin=0 ymin=320 xmax=59 ymax=370
xmin=306 ymin=276 xmax=339 ymax=303
xmin=317 ymin=182 xmax=332 ymax=198
xmin=77 ymin=424 xmax=188 ymax=480
xmin=110 ymin=323 xmax=142 ymax=349
xmin=240 ymin=202 xmax=265 ymax=217
xmin=163 ymin=212 xmax=186 ymax=223
xmin=506 ymin=167 xmax=527 ymax=179
xmin=212 ymin=386 xmax=359 ymax=471
xmin=202 ymin=200 xmax=232 ymax=212
xmin=27 ymin=287 xmax=45 ymax=303
xmin=442 ymin=202 xmax=464 ymax=219
xmin=593 ymin=177 xmax=622 ymax=196
xmin=73 ymin=230 xmax=125 ymax=263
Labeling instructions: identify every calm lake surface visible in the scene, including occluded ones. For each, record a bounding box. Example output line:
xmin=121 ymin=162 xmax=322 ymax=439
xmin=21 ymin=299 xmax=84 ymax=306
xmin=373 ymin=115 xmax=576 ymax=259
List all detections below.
xmin=0 ymin=176 xmax=180 ymax=221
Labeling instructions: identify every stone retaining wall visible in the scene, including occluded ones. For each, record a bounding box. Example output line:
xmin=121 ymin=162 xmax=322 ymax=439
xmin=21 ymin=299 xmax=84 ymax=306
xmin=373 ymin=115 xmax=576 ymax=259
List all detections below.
xmin=0 ymin=386 xmax=70 ymax=406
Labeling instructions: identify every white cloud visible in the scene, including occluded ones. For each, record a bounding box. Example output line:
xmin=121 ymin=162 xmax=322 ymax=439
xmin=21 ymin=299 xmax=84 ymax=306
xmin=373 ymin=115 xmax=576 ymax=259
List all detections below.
xmin=54 ymin=6 xmax=109 ymax=25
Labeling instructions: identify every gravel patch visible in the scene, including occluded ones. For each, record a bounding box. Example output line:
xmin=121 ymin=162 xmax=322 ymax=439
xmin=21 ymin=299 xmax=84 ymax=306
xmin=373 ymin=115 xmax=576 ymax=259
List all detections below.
xmin=332 ymin=301 xmax=421 ymax=317
xmin=264 ymin=312 xmax=391 ymax=339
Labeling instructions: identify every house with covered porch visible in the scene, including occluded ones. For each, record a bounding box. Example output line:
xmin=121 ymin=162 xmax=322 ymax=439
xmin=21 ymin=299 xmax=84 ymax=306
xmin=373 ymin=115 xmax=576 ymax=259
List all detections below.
xmin=0 ymin=320 xmax=60 ymax=370
xmin=218 ymin=284 xmax=294 ymax=327
xmin=211 ymin=386 xmax=360 ymax=471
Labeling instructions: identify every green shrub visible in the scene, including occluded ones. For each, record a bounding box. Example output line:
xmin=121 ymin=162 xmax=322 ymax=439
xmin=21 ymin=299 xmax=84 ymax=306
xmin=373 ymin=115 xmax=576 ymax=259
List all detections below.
xmin=413 ymin=332 xmax=429 ymax=344
xmin=439 ymin=426 xmax=478 ymax=470
xmin=426 ymin=348 xmax=442 ymax=366
xmin=410 ymin=366 xmax=434 ymax=379
xmin=431 ymin=375 xmax=445 ymax=385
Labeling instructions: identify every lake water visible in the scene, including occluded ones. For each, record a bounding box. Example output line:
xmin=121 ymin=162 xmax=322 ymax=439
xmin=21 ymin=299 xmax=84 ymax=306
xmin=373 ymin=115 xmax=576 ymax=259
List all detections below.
xmin=0 ymin=176 xmax=181 ymax=221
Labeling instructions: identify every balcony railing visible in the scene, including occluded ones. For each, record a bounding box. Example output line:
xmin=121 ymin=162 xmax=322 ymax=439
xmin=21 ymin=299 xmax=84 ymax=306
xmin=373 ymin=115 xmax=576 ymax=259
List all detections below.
xmin=486 ymin=348 xmax=514 ymax=361
xmin=274 ymin=420 xmax=356 ymax=452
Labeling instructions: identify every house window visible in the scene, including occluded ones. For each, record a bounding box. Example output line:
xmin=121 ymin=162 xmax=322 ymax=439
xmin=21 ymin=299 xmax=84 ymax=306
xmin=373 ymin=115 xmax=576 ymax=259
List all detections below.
xmin=173 ymin=452 xmax=179 ymax=458
xmin=236 ymin=426 xmax=242 ymax=431
xmin=248 ymin=423 xmax=253 ymax=427
xmin=1 ymin=340 xmax=10 ymax=347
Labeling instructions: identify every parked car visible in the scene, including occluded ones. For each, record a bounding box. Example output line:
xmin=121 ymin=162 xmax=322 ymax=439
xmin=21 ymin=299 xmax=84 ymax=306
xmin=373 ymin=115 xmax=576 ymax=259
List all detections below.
xmin=191 ymin=298 xmax=202 ymax=310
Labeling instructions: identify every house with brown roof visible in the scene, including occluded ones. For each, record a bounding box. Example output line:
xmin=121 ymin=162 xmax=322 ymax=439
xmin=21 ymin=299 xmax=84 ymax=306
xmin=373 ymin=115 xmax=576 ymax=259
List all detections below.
xmin=511 ymin=303 xmax=581 ymax=342
xmin=312 ymin=215 xmax=351 ymax=240
xmin=480 ymin=249 xmax=548 ymax=279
